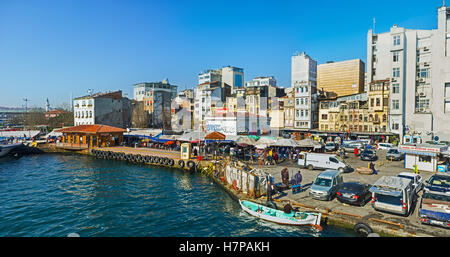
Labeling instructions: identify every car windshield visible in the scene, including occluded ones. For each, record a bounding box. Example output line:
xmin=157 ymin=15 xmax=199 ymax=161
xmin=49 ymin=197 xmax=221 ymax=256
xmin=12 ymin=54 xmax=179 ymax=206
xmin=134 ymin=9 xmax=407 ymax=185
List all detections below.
xmin=398 ymin=175 xmax=414 ymax=182
xmin=375 ymin=193 xmax=402 ymax=206
xmin=388 ymin=149 xmax=398 ymax=154
xmin=314 ymin=177 xmax=332 ymax=187
xmin=422 ymin=192 xmax=450 ymax=202
xmin=326 ymin=143 xmax=334 ymax=146
xmin=363 ymin=150 xmax=373 ymax=155
xmin=428 ymin=176 xmax=450 ymax=188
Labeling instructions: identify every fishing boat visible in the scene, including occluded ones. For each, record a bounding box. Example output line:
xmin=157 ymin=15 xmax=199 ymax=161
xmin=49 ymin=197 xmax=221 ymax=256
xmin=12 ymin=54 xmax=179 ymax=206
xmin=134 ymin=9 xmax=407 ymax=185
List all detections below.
xmin=239 ymin=199 xmax=322 ymax=229
xmin=0 ymin=142 xmax=23 ymax=157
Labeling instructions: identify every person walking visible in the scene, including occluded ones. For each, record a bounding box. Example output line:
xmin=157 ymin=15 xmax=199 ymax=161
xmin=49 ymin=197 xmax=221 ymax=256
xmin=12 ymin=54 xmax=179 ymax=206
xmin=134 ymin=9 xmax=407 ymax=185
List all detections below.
xmin=354 ymin=147 xmax=359 ymax=157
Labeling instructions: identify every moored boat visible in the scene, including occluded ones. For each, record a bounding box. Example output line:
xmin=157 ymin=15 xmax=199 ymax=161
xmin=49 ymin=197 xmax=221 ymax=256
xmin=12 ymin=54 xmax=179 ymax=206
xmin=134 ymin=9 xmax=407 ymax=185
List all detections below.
xmin=0 ymin=142 xmax=23 ymax=157
xmin=239 ymin=199 xmax=322 ymax=229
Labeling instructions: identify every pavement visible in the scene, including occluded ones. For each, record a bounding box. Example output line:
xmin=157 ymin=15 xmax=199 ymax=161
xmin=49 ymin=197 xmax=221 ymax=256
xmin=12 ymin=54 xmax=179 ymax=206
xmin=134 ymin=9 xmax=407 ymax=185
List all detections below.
xmin=255 ymin=149 xmax=450 ymax=237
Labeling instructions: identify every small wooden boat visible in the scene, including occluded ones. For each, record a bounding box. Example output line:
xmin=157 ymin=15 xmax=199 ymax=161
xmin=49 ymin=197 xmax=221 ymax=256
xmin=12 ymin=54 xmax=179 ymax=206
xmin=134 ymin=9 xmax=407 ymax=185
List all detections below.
xmin=239 ymin=200 xmax=322 ymax=228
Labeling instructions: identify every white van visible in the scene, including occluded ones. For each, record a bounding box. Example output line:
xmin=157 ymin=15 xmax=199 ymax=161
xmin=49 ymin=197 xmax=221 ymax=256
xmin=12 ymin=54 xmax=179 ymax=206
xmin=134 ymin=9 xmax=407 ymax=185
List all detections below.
xmin=369 ymin=176 xmax=416 ymax=217
xmin=298 ymin=153 xmax=351 ymax=173
xmin=377 ymin=142 xmax=393 ymax=150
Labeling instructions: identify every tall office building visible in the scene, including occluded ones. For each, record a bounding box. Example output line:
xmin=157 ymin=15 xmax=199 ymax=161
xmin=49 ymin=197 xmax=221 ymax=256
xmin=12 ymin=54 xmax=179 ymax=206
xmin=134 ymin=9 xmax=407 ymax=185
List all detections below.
xmin=367 ymin=4 xmax=450 ymax=141
xmin=317 ymin=59 xmax=365 ymax=97
xmin=291 ymin=51 xmax=318 ymax=129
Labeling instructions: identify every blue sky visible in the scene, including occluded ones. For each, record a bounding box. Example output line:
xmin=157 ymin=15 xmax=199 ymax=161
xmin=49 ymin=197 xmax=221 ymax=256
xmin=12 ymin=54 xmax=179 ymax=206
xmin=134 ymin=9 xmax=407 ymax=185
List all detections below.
xmin=0 ymin=0 xmax=443 ymax=108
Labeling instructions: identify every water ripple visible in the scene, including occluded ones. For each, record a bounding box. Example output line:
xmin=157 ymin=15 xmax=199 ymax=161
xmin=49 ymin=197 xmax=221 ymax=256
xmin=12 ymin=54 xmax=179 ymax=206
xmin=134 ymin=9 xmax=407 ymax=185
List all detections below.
xmin=0 ymin=154 xmax=354 ymax=237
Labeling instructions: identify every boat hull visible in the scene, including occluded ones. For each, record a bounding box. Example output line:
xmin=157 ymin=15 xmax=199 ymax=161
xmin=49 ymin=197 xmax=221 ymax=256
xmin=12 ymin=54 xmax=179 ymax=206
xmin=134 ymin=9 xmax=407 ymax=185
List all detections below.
xmin=0 ymin=143 xmax=23 ymax=157
xmin=239 ymin=200 xmax=321 ymax=226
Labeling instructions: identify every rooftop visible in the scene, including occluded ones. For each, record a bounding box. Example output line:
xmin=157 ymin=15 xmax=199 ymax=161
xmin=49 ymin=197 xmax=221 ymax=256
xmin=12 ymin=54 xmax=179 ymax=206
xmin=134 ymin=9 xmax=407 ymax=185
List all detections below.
xmin=56 ymin=124 xmax=127 ymax=134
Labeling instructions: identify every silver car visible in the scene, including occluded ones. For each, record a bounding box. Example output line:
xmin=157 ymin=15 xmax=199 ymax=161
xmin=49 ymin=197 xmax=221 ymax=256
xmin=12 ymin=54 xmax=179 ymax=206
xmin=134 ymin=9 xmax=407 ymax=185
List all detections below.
xmin=386 ymin=148 xmax=404 ymax=161
xmin=325 ymin=142 xmax=337 ymax=152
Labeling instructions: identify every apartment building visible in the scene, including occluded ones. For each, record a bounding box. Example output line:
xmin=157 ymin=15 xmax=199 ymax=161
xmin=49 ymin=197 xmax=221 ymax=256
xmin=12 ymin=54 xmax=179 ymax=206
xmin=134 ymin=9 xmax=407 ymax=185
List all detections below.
xmin=291 ymin=51 xmax=318 ymax=130
xmin=367 ymin=4 xmax=450 ymax=142
xmin=73 ymin=90 xmax=132 ymax=128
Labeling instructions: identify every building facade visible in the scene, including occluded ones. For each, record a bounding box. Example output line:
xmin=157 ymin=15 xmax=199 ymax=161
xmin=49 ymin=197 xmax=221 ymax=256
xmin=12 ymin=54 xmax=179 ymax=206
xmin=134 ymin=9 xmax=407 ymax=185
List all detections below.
xmin=73 ymin=91 xmax=132 ymax=129
xmin=367 ymin=4 xmax=450 ymax=142
xmin=291 ymin=51 xmax=318 ymax=130
xmin=317 ymin=59 xmax=365 ymax=97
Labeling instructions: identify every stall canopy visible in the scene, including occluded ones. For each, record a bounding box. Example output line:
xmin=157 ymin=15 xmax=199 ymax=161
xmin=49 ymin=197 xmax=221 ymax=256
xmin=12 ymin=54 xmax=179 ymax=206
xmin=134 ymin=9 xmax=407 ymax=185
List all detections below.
xmin=272 ymin=138 xmax=299 ymax=147
xmin=178 ymin=131 xmax=206 ymax=142
xmin=235 ymin=136 xmax=257 ymax=146
xmin=205 ymin=131 xmax=226 ymax=140
xmin=296 ymin=138 xmax=323 ymax=149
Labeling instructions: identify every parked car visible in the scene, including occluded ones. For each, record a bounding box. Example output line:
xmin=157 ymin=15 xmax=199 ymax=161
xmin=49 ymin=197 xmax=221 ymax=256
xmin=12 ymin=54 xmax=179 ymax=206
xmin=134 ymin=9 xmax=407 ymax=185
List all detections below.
xmin=424 ymin=173 xmax=450 ymax=195
xmin=336 ymin=182 xmax=372 ymax=206
xmin=377 ymin=142 xmax=393 ymax=150
xmin=325 ymin=142 xmax=337 ymax=152
xmin=397 ymin=172 xmax=423 ymax=194
xmin=298 ymin=153 xmax=351 ymax=173
xmin=309 ymin=170 xmax=344 ymax=201
xmin=418 ymin=191 xmax=450 ymax=229
xmin=360 ymin=149 xmax=377 ymax=161
xmin=369 ymin=176 xmax=416 ymax=216
xmin=342 ymin=142 xmax=364 ymax=153
xmin=386 ymin=148 xmax=404 ymax=161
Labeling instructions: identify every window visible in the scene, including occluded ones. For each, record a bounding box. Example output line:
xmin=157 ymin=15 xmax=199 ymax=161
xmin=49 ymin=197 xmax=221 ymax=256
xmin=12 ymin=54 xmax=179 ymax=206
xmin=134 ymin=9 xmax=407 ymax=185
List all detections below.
xmin=393 ymin=51 xmax=400 ymax=62
xmin=393 ymin=68 xmax=400 ymax=78
xmin=393 ymin=35 xmax=401 ymax=46
xmin=371 ymin=98 xmax=374 ymax=107
xmin=392 ymin=83 xmax=399 ymax=93
xmin=392 ymin=123 xmax=399 ymax=130
xmin=392 ymin=100 xmax=399 ymax=110
xmin=419 ymin=156 xmax=431 ymax=163
xmin=376 ymin=98 xmax=380 ymax=107
xmin=419 ymin=68 xmax=429 ymax=78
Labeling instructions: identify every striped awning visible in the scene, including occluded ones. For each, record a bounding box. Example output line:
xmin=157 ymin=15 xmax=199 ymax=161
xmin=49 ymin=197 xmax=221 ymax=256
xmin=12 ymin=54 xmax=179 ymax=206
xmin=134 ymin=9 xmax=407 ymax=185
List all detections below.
xmin=398 ymin=148 xmax=437 ymax=157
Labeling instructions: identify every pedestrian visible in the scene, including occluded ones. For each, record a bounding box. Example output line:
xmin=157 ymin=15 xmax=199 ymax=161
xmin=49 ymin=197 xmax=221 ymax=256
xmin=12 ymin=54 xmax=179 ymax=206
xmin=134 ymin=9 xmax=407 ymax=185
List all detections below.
xmin=294 ymin=170 xmax=302 ymax=185
xmin=281 ymin=167 xmax=289 ymax=185
xmin=283 ymin=201 xmax=294 ymax=214
xmin=267 ymin=179 xmax=273 ymax=201
xmin=354 ymin=147 xmax=359 ymax=157
xmin=414 ymin=164 xmax=419 ymax=174
xmin=370 ymin=161 xmax=377 ymax=175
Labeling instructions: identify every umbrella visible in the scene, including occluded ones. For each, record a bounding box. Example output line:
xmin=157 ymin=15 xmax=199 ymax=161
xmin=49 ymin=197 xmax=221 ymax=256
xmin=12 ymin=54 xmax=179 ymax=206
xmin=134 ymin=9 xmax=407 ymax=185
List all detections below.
xmin=235 ymin=136 xmax=257 ymax=146
xmin=296 ymin=138 xmax=323 ymax=149
xmin=164 ymin=141 xmax=175 ymax=145
xmin=247 ymin=135 xmax=260 ymax=141
xmin=272 ymin=138 xmax=299 ymax=147
xmin=255 ymin=144 xmax=268 ymax=149
xmin=178 ymin=131 xmax=206 ymax=142
xmin=257 ymin=137 xmax=276 ymax=145
xmin=205 ymin=131 xmax=226 ymax=140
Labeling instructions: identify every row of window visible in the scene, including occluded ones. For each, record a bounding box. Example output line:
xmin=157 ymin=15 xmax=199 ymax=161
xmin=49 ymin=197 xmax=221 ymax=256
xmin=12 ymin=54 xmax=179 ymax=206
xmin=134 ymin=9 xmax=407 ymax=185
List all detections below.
xmin=75 ymin=110 xmax=93 ymax=118
xmin=320 ymin=124 xmax=387 ymax=132
xmin=321 ymin=113 xmax=387 ymax=122
xmin=74 ymin=100 xmax=93 ymax=107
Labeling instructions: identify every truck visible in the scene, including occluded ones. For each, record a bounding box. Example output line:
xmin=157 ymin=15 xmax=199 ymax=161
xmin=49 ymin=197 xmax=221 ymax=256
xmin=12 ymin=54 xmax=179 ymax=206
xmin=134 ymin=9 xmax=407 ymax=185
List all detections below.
xmin=297 ymin=152 xmax=351 ymax=173
xmin=418 ymin=192 xmax=450 ymax=229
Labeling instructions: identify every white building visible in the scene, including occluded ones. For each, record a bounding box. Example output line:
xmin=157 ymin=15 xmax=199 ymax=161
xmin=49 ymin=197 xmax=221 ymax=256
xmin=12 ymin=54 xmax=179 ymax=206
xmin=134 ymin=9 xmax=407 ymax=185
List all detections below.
xmin=221 ymin=66 xmax=244 ymax=93
xmin=245 ymin=76 xmax=276 ymax=87
xmin=367 ymin=4 xmax=450 ymax=142
xmin=193 ymin=81 xmax=230 ymax=131
xmin=73 ymin=91 xmax=132 ymax=128
xmin=133 ymin=79 xmax=177 ymax=102
xmin=205 ymin=112 xmax=271 ymax=136
xmin=291 ymin=51 xmax=318 ymax=129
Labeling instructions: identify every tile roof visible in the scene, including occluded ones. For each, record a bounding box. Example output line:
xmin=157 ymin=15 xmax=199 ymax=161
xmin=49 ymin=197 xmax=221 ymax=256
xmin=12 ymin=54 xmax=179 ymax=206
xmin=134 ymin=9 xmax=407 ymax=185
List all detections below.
xmin=56 ymin=124 xmax=126 ymax=134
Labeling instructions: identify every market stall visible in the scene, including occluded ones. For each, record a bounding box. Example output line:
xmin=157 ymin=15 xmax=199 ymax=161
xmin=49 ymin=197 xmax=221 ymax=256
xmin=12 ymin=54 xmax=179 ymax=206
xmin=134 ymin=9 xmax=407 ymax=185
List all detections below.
xmin=398 ymin=144 xmax=448 ymax=172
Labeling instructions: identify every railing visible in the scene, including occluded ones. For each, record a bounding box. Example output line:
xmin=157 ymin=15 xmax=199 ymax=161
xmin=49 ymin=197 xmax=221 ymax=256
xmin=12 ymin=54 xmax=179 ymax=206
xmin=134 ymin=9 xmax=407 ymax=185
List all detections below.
xmin=56 ymin=142 xmax=89 ymax=150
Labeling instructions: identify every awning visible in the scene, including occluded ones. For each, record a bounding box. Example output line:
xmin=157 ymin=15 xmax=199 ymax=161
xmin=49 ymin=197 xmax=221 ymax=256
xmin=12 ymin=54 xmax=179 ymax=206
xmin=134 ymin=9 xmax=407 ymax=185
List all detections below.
xmin=398 ymin=148 xmax=438 ymax=157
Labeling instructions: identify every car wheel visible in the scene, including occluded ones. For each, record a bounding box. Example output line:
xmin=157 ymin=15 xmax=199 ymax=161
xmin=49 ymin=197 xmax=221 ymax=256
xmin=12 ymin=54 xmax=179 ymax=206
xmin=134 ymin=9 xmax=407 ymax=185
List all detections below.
xmin=307 ymin=165 xmax=313 ymax=170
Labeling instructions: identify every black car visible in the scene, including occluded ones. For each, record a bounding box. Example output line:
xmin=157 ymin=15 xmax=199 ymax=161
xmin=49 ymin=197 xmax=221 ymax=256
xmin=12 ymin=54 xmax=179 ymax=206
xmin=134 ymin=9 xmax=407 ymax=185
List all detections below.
xmin=336 ymin=182 xmax=372 ymax=206
xmin=360 ymin=149 xmax=377 ymax=161
xmin=424 ymin=173 xmax=450 ymax=195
